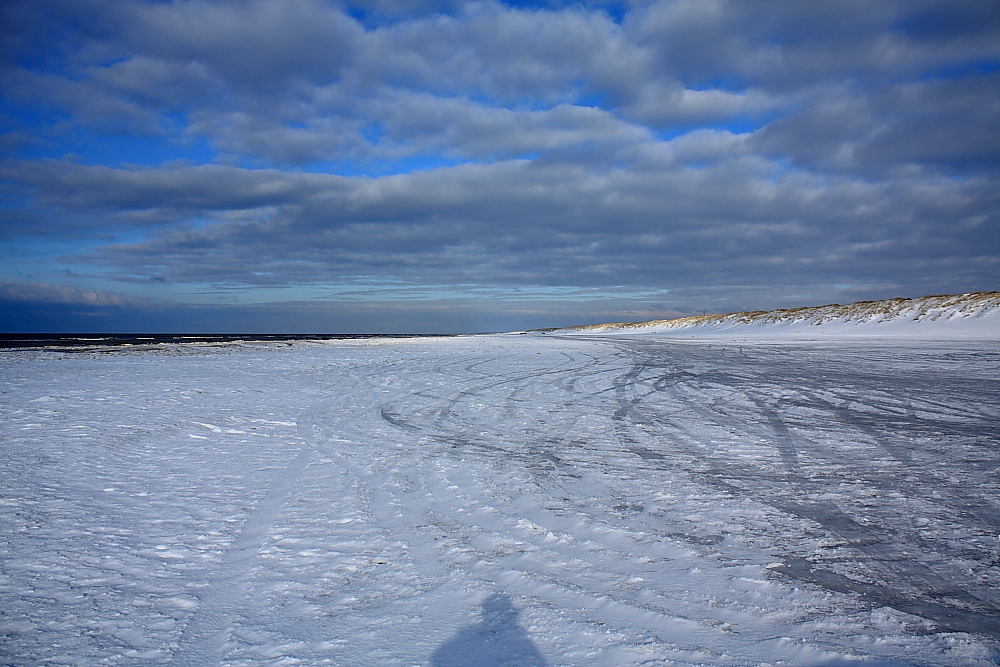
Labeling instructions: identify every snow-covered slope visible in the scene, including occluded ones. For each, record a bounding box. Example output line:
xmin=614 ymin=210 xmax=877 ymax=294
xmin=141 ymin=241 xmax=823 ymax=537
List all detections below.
xmin=563 ymin=292 xmax=1000 ymax=338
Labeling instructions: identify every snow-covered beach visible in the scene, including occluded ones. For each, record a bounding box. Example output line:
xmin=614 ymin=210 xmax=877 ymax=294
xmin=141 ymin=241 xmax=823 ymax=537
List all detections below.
xmin=2 ymin=318 xmax=999 ymax=664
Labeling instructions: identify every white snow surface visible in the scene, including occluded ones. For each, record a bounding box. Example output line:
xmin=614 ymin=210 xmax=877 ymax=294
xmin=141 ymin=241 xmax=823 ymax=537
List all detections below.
xmin=2 ymin=334 xmax=999 ymax=666
xmin=561 ymin=292 xmax=1000 ymax=339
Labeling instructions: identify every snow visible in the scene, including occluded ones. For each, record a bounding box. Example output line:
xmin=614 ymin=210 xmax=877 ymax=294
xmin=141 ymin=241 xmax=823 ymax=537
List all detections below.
xmin=2 ymin=332 xmax=999 ymax=665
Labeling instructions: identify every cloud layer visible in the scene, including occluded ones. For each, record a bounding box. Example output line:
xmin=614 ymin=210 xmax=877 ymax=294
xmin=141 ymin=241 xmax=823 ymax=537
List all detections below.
xmin=1 ymin=0 xmax=998 ymax=330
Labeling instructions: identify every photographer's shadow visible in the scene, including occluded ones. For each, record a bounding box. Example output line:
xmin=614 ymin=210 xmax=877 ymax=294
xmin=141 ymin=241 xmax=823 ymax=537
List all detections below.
xmin=431 ymin=594 xmax=547 ymax=666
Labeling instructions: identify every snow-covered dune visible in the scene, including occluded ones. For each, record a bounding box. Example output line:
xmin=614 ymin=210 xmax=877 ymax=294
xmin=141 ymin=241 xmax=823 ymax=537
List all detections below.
xmin=562 ymin=291 xmax=1000 ymax=338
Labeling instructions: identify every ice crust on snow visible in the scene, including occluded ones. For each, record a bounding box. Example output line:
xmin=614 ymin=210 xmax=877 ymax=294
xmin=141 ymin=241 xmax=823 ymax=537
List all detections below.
xmin=561 ymin=291 xmax=1000 ymax=338
xmin=1 ymin=330 xmax=999 ymax=665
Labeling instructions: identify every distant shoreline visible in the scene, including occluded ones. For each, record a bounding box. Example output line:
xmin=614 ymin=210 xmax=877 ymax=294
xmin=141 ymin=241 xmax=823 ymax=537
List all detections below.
xmin=0 ymin=333 xmax=461 ymax=351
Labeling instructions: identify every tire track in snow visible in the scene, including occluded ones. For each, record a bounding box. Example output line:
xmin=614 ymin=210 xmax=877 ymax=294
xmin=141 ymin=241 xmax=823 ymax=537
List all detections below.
xmin=308 ymin=340 xmax=863 ymax=663
xmin=294 ymin=344 xmax=716 ymax=658
xmin=169 ymin=446 xmax=313 ymax=666
xmin=165 ymin=335 xmax=1000 ymax=664
xmin=604 ymin=337 xmax=1000 ymax=639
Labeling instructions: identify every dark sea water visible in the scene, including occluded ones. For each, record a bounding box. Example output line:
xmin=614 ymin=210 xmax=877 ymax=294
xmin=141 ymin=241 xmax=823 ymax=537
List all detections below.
xmin=0 ymin=333 xmax=455 ymax=350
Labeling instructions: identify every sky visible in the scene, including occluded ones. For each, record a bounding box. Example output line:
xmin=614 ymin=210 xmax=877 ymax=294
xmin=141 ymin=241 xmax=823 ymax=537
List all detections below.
xmin=1 ymin=0 xmax=998 ymax=333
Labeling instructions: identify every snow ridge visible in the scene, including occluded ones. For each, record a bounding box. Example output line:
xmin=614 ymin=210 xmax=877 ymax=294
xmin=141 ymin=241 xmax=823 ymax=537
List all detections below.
xmin=563 ymin=291 xmax=1000 ymax=338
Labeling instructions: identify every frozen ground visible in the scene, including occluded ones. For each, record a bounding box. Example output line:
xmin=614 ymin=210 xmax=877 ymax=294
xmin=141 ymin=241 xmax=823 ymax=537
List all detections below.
xmin=1 ymin=333 xmax=999 ymax=666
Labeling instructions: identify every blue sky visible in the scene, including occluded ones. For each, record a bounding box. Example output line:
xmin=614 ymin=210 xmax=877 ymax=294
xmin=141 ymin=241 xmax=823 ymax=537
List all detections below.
xmin=1 ymin=0 xmax=998 ymax=333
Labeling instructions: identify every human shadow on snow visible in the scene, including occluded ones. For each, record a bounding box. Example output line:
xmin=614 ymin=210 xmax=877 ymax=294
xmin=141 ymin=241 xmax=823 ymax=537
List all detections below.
xmin=431 ymin=594 xmax=547 ymax=667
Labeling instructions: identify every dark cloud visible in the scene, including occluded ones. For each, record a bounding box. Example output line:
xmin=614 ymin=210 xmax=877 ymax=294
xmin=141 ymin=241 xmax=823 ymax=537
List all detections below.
xmin=12 ymin=157 xmax=983 ymax=301
xmin=751 ymin=74 xmax=1000 ymax=174
xmin=0 ymin=280 xmax=152 ymax=307
xmin=124 ymin=0 xmax=362 ymax=91
xmin=1 ymin=0 xmax=997 ymax=331
xmin=2 ymin=161 xmax=343 ymax=211
xmin=631 ymin=0 xmax=1000 ymax=90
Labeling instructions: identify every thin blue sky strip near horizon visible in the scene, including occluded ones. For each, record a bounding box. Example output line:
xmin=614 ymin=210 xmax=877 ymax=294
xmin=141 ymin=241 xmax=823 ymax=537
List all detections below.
xmin=1 ymin=0 xmax=998 ymax=333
